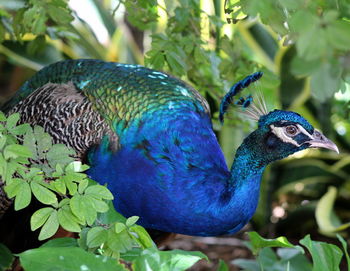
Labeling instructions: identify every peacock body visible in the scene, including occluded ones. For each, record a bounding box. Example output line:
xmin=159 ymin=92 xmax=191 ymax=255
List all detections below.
xmin=1 ymin=59 xmax=338 ymax=237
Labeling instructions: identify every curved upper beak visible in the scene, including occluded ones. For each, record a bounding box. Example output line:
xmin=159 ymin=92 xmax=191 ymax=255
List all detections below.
xmin=307 ymin=129 xmax=339 ymax=154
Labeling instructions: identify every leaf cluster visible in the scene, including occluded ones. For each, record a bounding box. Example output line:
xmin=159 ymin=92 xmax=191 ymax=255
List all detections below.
xmin=231 ymin=231 xmax=349 ymax=271
xmin=227 ymin=0 xmax=350 ymax=101
xmin=0 ymin=112 xmax=207 ymax=270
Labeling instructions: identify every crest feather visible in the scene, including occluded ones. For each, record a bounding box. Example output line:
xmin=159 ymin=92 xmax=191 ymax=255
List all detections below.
xmin=219 ymin=72 xmax=267 ymax=123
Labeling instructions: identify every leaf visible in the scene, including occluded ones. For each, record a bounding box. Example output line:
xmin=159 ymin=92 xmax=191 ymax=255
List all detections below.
xmin=70 ymin=194 xmax=96 ymax=225
xmin=300 ymin=235 xmax=343 ymax=271
xmin=132 ymin=248 xmax=207 ymax=271
xmin=3 ymin=144 xmax=32 ymax=160
xmin=129 ymin=225 xmax=154 ymax=249
xmin=31 ymin=207 xmax=55 ymax=231
xmin=30 ymin=181 xmax=58 ymax=205
xmin=19 ymin=247 xmax=126 ymax=271
xmin=86 ymin=227 xmax=108 ymax=248
xmin=316 ymin=186 xmax=350 ymax=236
xmin=57 ymin=207 xmax=81 ymax=232
xmin=40 ymin=237 xmax=78 ymax=248
xmin=47 ymin=144 xmax=74 ymax=168
xmin=14 ymin=182 xmax=31 ymax=210
xmin=0 ymin=243 xmax=13 ymax=271
xmin=217 ymin=259 xmax=229 ymax=271
xmin=336 ymin=235 xmax=350 ymax=271
xmin=85 ymin=185 xmax=114 ymax=200
xmin=5 ymin=113 xmax=20 ymax=130
xmin=126 ymin=216 xmax=139 ymax=227
xmin=247 ymin=231 xmax=300 ymax=255
xmin=38 ymin=210 xmax=59 ymax=240
xmin=115 ymin=223 xmax=126 ymax=234
xmin=232 ymin=259 xmax=260 ymax=271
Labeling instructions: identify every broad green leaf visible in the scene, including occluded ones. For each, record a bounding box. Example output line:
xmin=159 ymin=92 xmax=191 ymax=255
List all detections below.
xmin=132 ymin=248 xmax=207 ymax=271
xmin=232 ymin=259 xmax=260 ymax=271
xmin=247 ymin=231 xmax=300 ymax=254
xmin=0 ymin=111 xmax=6 ymax=121
xmin=0 ymin=243 xmax=13 ymax=271
xmin=78 ymin=178 xmax=89 ymax=194
xmin=4 ymin=178 xmax=23 ymax=198
xmin=4 ymin=144 xmax=32 ymax=160
xmin=14 ymin=182 xmax=31 ymax=210
xmin=316 ymin=186 xmax=350 ymax=236
xmin=310 ymin=62 xmax=341 ymax=102
xmin=85 ymin=185 xmax=114 ymax=200
xmin=30 ymin=181 xmax=57 ymax=205
xmin=300 ymin=235 xmax=343 ymax=271
xmin=326 ymin=20 xmax=350 ymax=51
xmin=38 ymin=210 xmax=59 ymax=240
xmin=31 ymin=207 xmax=54 ymax=231
xmin=70 ymin=194 xmax=96 ymax=225
xmin=126 ymin=216 xmax=139 ymax=227
xmin=57 ymin=208 xmax=81 ymax=232
xmin=129 ymin=225 xmax=154 ymax=249
xmin=86 ymin=226 xmax=107 ymax=248
xmin=115 ymin=223 xmax=126 ymax=234
xmin=89 ymin=197 xmax=109 ymax=213
xmin=19 ymin=247 xmax=126 ymax=271
xmin=65 ymin=161 xmax=89 ymax=173
xmin=40 ymin=237 xmax=78 ymax=248
xmin=5 ymin=113 xmax=20 ymax=130
xmin=47 ymin=144 xmax=74 ymax=168
xmin=106 ymin=229 xmax=135 ymax=253
xmin=9 ymin=123 xmax=31 ymax=136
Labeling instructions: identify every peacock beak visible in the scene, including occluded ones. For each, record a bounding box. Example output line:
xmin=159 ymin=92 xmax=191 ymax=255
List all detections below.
xmin=307 ymin=129 xmax=339 ymax=154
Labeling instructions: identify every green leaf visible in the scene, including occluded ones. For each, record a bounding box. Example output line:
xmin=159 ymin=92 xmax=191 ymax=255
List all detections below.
xmin=47 ymin=144 xmax=74 ymax=168
xmin=14 ymin=182 xmax=31 ymax=210
xmin=70 ymin=194 xmax=96 ymax=225
xmin=129 ymin=225 xmax=154 ymax=249
xmin=132 ymin=248 xmax=207 ymax=271
xmin=57 ymin=207 xmax=81 ymax=232
xmin=300 ymin=235 xmax=343 ymax=271
xmin=5 ymin=113 xmax=20 ymax=130
xmin=316 ymin=186 xmax=350 ymax=236
xmin=31 ymin=181 xmax=58 ymax=205
xmin=31 ymin=207 xmax=55 ymax=231
xmin=217 ymin=259 xmax=229 ymax=271
xmin=336 ymin=234 xmax=350 ymax=271
xmin=4 ymin=144 xmax=32 ymax=160
xmin=38 ymin=210 xmax=59 ymax=240
xmin=310 ymin=61 xmax=341 ymax=102
xmin=247 ymin=231 xmax=300 ymax=255
xmin=78 ymin=178 xmax=89 ymax=194
xmin=85 ymin=185 xmax=114 ymax=200
xmin=326 ymin=20 xmax=350 ymax=51
xmin=40 ymin=237 xmax=78 ymax=248
xmin=107 ymin=228 xmax=135 ymax=253
xmin=115 ymin=223 xmax=126 ymax=234
xmin=4 ymin=178 xmax=23 ymax=198
xmin=19 ymin=247 xmax=126 ymax=271
xmin=89 ymin=197 xmax=109 ymax=213
xmin=0 ymin=243 xmax=14 ymax=271
xmin=86 ymin=227 xmax=108 ymax=248
xmin=126 ymin=216 xmax=139 ymax=227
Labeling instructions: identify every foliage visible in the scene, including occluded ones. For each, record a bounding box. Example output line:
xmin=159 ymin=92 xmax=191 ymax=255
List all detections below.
xmin=226 ymin=0 xmax=350 ymax=102
xmin=0 ymin=112 xmax=207 ymax=269
xmin=0 ymin=0 xmax=349 ymax=270
xmin=231 ymin=231 xmax=349 ymax=271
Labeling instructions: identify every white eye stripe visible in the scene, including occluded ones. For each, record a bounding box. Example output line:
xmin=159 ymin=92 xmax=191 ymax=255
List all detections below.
xmin=270 ymin=125 xmax=300 ymax=147
xmin=270 ymin=124 xmax=314 ymax=147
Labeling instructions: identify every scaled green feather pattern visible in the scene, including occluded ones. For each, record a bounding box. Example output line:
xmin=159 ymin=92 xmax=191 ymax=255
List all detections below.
xmin=6 ymin=59 xmax=210 ymax=131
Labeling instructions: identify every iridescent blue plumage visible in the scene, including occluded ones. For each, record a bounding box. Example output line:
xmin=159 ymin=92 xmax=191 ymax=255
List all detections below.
xmin=2 ymin=60 xmax=338 ymax=237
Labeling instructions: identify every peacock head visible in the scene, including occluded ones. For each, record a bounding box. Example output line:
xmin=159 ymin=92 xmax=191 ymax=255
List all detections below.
xmin=220 ymin=72 xmax=339 ymax=163
xmin=255 ymin=109 xmax=339 ymax=162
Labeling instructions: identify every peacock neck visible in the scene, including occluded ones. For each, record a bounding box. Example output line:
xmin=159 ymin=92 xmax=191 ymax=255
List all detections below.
xmin=228 ymin=131 xmax=266 ymax=189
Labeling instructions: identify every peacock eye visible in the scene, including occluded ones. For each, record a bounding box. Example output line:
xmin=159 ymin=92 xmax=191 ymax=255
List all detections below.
xmin=285 ymin=125 xmax=298 ymax=136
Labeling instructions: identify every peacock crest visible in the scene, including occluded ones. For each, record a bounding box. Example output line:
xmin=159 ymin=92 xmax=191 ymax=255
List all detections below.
xmin=219 ymin=72 xmax=268 ymax=123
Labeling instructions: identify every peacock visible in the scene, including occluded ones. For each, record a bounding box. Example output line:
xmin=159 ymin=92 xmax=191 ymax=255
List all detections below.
xmin=0 ymin=59 xmax=338 ymax=238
